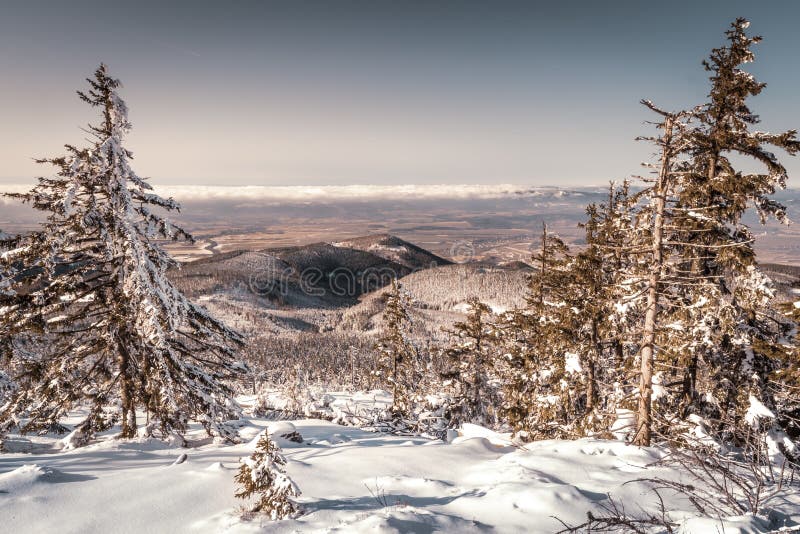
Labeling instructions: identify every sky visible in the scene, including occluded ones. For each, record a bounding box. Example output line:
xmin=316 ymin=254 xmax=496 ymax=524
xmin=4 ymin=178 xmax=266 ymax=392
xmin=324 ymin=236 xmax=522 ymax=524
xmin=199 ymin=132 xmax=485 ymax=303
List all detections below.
xmin=1 ymin=0 xmax=799 ymax=187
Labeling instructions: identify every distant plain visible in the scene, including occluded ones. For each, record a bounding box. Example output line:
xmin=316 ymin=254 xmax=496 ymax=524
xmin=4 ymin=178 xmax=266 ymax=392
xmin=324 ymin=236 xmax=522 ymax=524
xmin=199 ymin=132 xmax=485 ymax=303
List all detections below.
xmin=2 ymin=185 xmax=798 ymax=265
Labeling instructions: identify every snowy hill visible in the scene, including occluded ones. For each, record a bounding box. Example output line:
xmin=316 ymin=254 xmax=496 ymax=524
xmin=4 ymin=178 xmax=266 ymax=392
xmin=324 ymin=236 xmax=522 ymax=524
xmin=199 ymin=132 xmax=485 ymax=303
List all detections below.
xmin=171 ymin=235 xmax=445 ymax=309
xmin=396 ymin=262 xmax=530 ymax=313
xmin=331 ymin=234 xmax=451 ymax=270
xmin=170 ymin=237 xmax=800 ymax=340
xmin=334 ymin=262 xmax=530 ymax=334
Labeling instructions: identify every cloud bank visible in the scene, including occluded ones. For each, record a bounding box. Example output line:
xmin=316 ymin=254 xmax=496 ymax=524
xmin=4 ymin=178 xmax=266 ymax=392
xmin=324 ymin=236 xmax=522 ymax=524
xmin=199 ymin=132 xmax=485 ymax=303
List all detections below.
xmin=1 ymin=183 xmax=596 ymax=204
xmin=153 ymin=184 xmax=532 ymax=201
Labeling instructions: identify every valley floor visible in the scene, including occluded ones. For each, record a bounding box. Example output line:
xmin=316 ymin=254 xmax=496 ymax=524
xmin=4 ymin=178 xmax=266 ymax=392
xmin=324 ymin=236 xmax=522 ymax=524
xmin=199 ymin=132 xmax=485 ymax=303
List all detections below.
xmin=1 ymin=405 xmax=798 ymax=533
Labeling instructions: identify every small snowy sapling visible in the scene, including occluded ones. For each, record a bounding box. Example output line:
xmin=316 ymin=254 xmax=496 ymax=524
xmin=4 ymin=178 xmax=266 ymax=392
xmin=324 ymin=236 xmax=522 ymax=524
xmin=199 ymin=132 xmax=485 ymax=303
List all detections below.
xmin=235 ymin=431 xmax=301 ymax=520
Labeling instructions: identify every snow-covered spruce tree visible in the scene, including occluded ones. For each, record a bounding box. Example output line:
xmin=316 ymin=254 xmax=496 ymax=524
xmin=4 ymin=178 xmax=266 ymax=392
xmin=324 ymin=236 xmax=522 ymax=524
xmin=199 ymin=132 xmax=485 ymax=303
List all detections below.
xmin=441 ymin=298 xmax=499 ymax=428
xmin=374 ymin=278 xmax=417 ymax=418
xmin=774 ymin=298 xmax=800 ymax=441
xmin=628 ymin=102 xmax=695 ymax=446
xmin=567 ymin=187 xmax=643 ymax=437
xmin=570 ymin=181 xmax=649 ymax=440
xmin=0 ymin=367 xmax=15 ymax=442
xmin=0 ymin=65 xmax=246 ymax=441
xmin=235 ymin=430 xmax=301 ymax=520
xmin=497 ymin=192 xmax=640 ymax=440
xmin=0 ymin=228 xmax=20 ymax=436
xmin=631 ymin=19 xmax=800 ymax=448
xmin=496 ymin=224 xmax=579 ymax=439
xmin=676 ymin=19 xmax=798 ymax=450
xmin=625 ymin=101 xmax=736 ymax=447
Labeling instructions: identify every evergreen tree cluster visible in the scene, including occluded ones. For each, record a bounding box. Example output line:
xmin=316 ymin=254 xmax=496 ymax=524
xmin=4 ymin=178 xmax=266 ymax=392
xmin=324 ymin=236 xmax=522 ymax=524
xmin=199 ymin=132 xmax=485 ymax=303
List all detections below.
xmin=371 ymin=19 xmax=800 ymax=460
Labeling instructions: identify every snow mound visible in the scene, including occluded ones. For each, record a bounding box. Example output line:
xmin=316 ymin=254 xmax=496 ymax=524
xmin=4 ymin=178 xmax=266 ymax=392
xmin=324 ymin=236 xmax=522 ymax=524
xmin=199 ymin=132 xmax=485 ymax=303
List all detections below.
xmin=266 ymin=421 xmax=304 ymax=444
xmin=59 ymin=426 xmax=98 ymax=451
xmin=205 ymin=462 xmax=229 ymax=471
xmin=315 ymin=433 xmax=353 ymax=446
xmin=0 ymin=464 xmax=56 ymax=493
xmin=366 ymin=475 xmax=457 ymax=495
xmin=679 ymin=515 xmax=770 ymax=534
xmin=451 ymin=436 xmax=516 ymax=454
xmin=324 ymin=507 xmax=490 ymax=534
xmin=610 ymin=408 xmax=636 ymax=440
xmin=266 ymin=421 xmax=298 ymax=437
xmin=450 ymin=423 xmax=516 ymax=451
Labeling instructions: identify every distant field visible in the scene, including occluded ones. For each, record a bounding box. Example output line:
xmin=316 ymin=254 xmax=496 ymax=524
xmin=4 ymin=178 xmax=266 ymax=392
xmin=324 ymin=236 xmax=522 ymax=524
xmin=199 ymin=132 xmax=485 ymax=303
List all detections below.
xmin=3 ymin=185 xmax=798 ymax=265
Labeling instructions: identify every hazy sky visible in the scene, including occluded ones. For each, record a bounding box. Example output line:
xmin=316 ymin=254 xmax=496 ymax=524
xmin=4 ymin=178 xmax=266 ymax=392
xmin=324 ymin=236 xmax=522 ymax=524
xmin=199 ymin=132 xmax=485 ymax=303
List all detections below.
xmin=1 ymin=1 xmax=799 ymax=187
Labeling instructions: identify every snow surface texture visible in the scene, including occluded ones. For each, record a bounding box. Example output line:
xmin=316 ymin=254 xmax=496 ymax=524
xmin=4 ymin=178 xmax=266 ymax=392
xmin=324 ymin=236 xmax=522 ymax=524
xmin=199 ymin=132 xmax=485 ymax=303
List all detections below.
xmin=3 ymin=403 xmax=798 ymax=533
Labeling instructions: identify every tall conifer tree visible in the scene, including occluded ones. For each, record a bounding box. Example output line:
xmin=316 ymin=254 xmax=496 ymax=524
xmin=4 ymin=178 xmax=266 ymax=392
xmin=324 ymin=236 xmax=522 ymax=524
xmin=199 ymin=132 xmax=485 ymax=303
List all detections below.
xmin=375 ymin=278 xmax=417 ymax=418
xmin=0 ymin=65 xmax=246 ymax=441
xmin=497 ymin=225 xmax=578 ymax=439
xmin=570 ymin=187 xmax=641 ymax=435
xmin=632 ymin=19 xmax=800 ymax=446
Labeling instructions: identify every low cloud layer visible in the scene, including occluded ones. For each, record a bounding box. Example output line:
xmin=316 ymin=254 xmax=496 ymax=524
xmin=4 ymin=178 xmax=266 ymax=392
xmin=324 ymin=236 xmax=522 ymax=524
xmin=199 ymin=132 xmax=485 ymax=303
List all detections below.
xmin=154 ymin=184 xmax=533 ymax=202
xmin=0 ymin=183 xmax=604 ymax=205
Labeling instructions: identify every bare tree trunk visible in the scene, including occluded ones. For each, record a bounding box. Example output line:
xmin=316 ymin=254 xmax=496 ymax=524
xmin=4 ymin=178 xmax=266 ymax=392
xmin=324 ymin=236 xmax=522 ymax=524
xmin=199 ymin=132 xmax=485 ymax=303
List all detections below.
xmin=586 ymin=359 xmax=597 ymax=412
xmin=634 ymin=114 xmax=676 ymax=447
xmin=586 ymin=318 xmax=600 ymax=412
xmin=117 ymin=333 xmax=137 ymax=439
xmin=539 ymin=222 xmax=548 ymax=308
xmin=393 ymin=355 xmax=398 ymax=412
xmin=681 ymin=354 xmax=698 ymax=414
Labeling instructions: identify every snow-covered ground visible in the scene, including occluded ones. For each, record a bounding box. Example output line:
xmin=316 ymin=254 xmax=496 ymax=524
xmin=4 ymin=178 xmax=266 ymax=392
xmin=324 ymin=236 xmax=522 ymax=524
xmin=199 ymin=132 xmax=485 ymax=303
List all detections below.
xmin=1 ymin=403 xmax=798 ymax=533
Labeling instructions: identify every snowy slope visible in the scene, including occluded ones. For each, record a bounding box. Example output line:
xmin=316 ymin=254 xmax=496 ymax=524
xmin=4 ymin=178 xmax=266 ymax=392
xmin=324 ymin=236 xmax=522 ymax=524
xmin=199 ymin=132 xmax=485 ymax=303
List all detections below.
xmin=2 ymin=413 xmax=796 ymax=533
